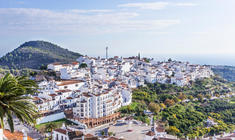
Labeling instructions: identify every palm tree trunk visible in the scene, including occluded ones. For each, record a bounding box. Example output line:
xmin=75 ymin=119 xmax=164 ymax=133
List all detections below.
xmin=51 ymin=128 xmax=53 ymax=140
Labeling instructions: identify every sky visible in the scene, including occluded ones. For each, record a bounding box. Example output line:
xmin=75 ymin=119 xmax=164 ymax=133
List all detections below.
xmin=0 ymin=0 xmax=235 ymax=65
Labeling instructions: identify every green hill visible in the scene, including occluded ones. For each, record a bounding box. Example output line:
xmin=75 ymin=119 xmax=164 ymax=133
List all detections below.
xmin=119 ymin=76 xmax=235 ymax=137
xmin=211 ymin=65 xmax=235 ymax=82
xmin=0 ymin=41 xmax=82 ymax=69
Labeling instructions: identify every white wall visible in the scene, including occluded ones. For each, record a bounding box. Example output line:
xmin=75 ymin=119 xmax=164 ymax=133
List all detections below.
xmin=53 ymin=131 xmax=69 ymax=140
xmin=67 ymin=118 xmax=87 ymax=129
xmin=0 ymin=129 xmax=3 ymax=140
xmin=37 ymin=112 xmax=65 ymax=124
xmin=121 ymin=90 xmax=132 ymax=106
xmin=57 ymin=82 xmax=85 ymax=91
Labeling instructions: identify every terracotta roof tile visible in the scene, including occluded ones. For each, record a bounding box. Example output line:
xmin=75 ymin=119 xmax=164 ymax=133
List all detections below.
xmin=146 ymin=131 xmax=155 ymax=136
xmin=54 ymin=128 xmax=67 ymax=135
xmin=55 ymin=89 xmax=72 ymax=93
xmin=85 ymin=133 xmax=94 ymax=138
xmin=4 ymin=130 xmax=33 ymax=140
xmin=57 ymin=80 xmax=83 ymax=86
xmin=108 ymin=137 xmax=120 ymax=140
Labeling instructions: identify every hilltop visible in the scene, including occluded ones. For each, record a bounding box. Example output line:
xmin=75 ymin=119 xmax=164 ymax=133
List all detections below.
xmin=0 ymin=41 xmax=82 ymax=69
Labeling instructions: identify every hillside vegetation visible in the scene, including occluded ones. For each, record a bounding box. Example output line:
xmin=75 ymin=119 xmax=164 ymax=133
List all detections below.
xmin=211 ymin=65 xmax=235 ymax=82
xmin=120 ymin=76 xmax=235 ymax=138
xmin=0 ymin=41 xmax=82 ymax=69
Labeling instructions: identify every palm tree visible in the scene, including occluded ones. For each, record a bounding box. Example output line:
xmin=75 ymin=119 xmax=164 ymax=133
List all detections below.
xmin=45 ymin=122 xmax=58 ymax=140
xmin=0 ymin=73 xmax=38 ymax=138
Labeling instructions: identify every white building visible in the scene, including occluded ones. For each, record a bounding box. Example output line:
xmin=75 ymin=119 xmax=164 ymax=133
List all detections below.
xmin=73 ymin=90 xmax=122 ymax=119
xmin=48 ymin=63 xmax=63 ymax=72
xmin=36 ymin=56 xmax=215 ymax=128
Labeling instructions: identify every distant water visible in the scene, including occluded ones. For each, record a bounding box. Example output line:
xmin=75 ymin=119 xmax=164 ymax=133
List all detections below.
xmin=147 ymin=54 xmax=235 ymax=66
xmin=84 ymin=54 xmax=235 ymax=66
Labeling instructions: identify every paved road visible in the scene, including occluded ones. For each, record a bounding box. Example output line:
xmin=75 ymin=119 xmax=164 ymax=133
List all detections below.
xmin=85 ymin=123 xmax=111 ymax=136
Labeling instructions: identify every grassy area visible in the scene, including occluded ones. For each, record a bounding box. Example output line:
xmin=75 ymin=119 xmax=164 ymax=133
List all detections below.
xmin=35 ymin=119 xmax=74 ymax=131
xmin=230 ymin=97 xmax=235 ymax=104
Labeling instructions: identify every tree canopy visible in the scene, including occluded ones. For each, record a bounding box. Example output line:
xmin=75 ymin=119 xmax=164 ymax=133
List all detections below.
xmin=0 ymin=74 xmax=38 ymax=132
xmin=0 ymin=41 xmax=82 ymax=69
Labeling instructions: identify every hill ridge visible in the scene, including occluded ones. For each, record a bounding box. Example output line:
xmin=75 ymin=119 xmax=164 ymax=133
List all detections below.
xmin=0 ymin=40 xmax=82 ymax=69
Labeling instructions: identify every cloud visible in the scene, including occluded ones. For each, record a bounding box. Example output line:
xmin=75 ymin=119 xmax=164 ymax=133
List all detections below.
xmin=118 ymin=2 xmax=197 ymax=10
xmin=175 ymin=3 xmax=198 ymax=7
xmin=192 ymin=31 xmax=209 ymax=35
xmin=0 ymin=8 xmax=180 ymax=34
xmin=67 ymin=9 xmax=113 ymax=14
xmin=118 ymin=2 xmax=169 ymax=10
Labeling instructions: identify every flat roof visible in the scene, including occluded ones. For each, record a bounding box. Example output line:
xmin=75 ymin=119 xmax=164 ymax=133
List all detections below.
xmin=57 ymin=80 xmax=84 ymax=86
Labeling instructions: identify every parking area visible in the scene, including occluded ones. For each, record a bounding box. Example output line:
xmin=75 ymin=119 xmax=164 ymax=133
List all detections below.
xmin=85 ymin=119 xmax=151 ymax=140
xmin=108 ymin=121 xmax=151 ymax=140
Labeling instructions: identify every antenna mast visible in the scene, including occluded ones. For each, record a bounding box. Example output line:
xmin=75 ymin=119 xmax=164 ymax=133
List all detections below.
xmin=106 ymin=46 xmax=108 ymax=59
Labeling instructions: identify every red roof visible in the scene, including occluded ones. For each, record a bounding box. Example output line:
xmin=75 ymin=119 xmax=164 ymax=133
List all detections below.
xmin=156 ymin=127 xmax=165 ymax=132
xmin=83 ymin=93 xmax=92 ymax=98
xmin=85 ymin=133 xmax=94 ymax=138
xmin=52 ymin=62 xmax=61 ymax=65
xmin=54 ymin=128 xmax=67 ymax=135
xmin=57 ymin=80 xmax=83 ymax=86
xmin=55 ymin=89 xmax=72 ymax=93
xmin=146 ymin=131 xmax=155 ymax=136
xmin=49 ymin=94 xmax=57 ymax=97
xmin=33 ymin=97 xmax=41 ymax=101
xmin=106 ymin=100 xmax=112 ymax=103
xmin=4 ymin=130 xmax=33 ymax=140
xmin=108 ymin=137 xmax=120 ymax=140
xmin=72 ymin=62 xmax=79 ymax=65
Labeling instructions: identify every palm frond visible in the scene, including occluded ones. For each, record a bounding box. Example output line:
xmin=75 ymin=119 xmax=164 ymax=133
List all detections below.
xmin=0 ymin=73 xmax=38 ymax=132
